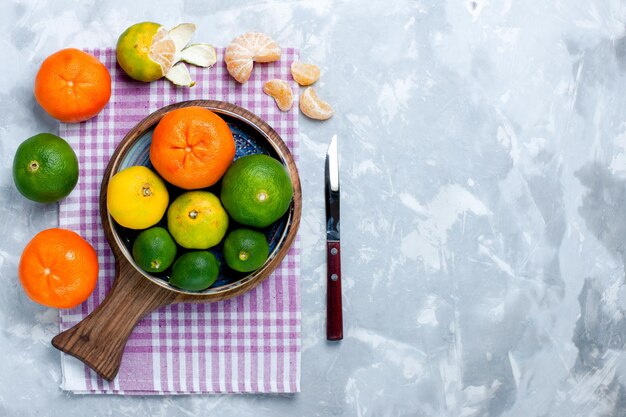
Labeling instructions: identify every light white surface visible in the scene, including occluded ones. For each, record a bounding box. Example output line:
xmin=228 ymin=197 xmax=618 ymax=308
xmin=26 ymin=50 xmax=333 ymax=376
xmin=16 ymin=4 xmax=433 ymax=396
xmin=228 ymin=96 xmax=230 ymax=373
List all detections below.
xmin=2 ymin=0 xmax=626 ymax=415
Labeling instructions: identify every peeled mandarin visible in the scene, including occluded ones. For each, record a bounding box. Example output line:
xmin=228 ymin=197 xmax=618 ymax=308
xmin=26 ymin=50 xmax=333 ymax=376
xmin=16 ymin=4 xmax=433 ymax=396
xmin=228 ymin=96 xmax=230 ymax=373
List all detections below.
xmin=224 ymin=32 xmax=281 ymax=83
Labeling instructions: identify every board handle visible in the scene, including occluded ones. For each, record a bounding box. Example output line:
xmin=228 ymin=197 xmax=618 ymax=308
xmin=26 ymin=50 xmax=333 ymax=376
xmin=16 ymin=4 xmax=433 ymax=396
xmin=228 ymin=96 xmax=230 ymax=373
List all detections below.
xmin=51 ymin=260 xmax=179 ymax=381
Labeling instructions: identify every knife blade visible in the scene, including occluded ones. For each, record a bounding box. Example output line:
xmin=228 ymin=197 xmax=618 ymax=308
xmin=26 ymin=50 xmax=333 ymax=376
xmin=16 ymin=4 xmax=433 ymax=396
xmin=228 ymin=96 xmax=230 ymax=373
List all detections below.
xmin=325 ymin=134 xmax=342 ymax=341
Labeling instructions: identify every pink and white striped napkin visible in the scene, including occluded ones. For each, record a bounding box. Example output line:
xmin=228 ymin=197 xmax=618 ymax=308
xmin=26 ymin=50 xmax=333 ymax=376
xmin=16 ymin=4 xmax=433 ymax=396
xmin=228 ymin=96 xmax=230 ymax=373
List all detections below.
xmin=58 ymin=48 xmax=301 ymax=394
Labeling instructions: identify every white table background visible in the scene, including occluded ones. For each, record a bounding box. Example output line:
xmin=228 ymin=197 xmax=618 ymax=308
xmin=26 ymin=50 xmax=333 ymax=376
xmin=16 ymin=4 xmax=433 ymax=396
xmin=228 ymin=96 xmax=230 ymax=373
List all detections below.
xmin=2 ymin=0 xmax=626 ymax=416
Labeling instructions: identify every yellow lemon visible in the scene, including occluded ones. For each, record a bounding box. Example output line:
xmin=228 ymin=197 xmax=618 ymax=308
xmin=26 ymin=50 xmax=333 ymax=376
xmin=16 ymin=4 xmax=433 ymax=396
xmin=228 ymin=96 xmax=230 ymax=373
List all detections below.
xmin=107 ymin=166 xmax=169 ymax=229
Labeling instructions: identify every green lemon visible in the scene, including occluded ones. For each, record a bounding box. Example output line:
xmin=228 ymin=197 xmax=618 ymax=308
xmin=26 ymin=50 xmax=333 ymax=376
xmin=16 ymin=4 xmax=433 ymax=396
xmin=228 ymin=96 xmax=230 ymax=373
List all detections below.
xmin=132 ymin=227 xmax=177 ymax=273
xmin=220 ymin=154 xmax=293 ymax=228
xmin=170 ymin=251 xmax=219 ymax=291
xmin=167 ymin=191 xmax=229 ymax=249
xmin=12 ymin=133 xmax=79 ymax=203
xmin=223 ymin=229 xmax=270 ymax=273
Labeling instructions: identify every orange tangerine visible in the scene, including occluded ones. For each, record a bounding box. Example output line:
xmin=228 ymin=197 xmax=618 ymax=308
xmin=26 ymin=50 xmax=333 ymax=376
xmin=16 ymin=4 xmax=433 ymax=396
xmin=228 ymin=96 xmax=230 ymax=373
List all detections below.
xmin=18 ymin=228 xmax=98 ymax=309
xmin=34 ymin=48 xmax=111 ymax=123
xmin=150 ymin=106 xmax=236 ymax=189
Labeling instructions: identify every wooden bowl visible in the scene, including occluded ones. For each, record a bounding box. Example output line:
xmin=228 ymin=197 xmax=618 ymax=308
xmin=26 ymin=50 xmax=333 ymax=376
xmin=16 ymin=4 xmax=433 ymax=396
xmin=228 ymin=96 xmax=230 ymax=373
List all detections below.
xmin=51 ymin=100 xmax=302 ymax=381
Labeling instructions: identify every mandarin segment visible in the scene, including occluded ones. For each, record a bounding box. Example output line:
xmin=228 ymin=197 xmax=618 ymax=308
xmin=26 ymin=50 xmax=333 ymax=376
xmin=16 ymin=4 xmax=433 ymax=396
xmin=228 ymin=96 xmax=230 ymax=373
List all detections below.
xmin=290 ymin=62 xmax=321 ymax=86
xmin=299 ymin=87 xmax=333 ymax=120
xmin=263 ymin=79 xmax=294 ymax=112
xmin=148 ymin=26 xmax=177 ymax=74
xmin=224 ymin=32 xmax=281 ymax=83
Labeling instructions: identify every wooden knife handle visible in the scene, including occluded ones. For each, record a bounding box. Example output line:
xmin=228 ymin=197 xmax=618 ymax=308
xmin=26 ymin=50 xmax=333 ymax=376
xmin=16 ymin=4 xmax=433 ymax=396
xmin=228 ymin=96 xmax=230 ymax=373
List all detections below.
xmin=326 ymin=241 xmax=343 ymax=341
xmin=51 ymin=259 xmax=179 ymax=381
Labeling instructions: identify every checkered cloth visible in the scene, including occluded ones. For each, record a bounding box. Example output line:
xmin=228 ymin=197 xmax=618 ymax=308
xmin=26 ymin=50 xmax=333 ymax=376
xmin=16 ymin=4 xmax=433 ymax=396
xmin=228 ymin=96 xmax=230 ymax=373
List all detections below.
xmin=58 ymin=48 xmax=301 ymax=394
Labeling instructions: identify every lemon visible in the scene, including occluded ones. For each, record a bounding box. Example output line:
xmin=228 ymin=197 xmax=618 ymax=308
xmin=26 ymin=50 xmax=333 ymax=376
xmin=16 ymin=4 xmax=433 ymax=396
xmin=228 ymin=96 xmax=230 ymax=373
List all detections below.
xmin=107 ymin=166 xmax=169 ymax=229
xmin=167 ymin=191 xmax=229 ymax=249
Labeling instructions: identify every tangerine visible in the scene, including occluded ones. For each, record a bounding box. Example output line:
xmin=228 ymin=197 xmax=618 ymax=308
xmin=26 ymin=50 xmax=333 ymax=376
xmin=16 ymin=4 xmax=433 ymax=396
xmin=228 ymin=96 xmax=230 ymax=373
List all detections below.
xmin=167 ymin=191 xmax=229 ymax=249
xmin=18 ymin=228 xmax=99 ymax=309
xmin=12 ymin=133 xmax=79 ymax=203
xmin=34 ymin=48 xmax=111 ymax=123
xmin=116 ymin=22 xmax=176 ymax=83
xmin=150 ymin=106 xmax=236 ymax=189
xmin=220 ymin=154 xmax=293 ymax=228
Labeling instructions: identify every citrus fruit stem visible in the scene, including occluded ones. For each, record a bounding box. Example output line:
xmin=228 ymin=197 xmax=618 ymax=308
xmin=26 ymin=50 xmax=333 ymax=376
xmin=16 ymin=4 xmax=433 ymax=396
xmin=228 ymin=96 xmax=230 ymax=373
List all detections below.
xmin=28 ymin=160 xmax=40 ymax=172
xmin=238 ymin=251 xmax=249 ymax=261
xmin=257 ymin=191 xmax=268 ymax=202
xmin=151 ymin=260 xmax=161 ymax=269
xmin=189 ymin=209 xmax=198 ymax=219
xmin=142 ymin=185 xmax=152 ymax=197
xmin=44 ymin=267 xmax=51 ymax=275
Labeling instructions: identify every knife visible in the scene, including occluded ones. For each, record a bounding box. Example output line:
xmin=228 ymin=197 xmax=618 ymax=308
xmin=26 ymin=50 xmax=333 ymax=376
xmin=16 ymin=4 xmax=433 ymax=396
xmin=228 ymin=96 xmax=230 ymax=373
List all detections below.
xmin=325 ymin=135 xmax=342 ymax=341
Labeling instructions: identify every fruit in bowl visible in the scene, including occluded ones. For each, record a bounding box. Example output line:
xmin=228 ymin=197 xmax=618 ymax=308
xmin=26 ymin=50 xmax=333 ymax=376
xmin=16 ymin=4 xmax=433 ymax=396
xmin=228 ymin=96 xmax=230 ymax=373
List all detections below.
xmin=107 ymin=166 xmax=169 ymax=229
xmin=167 ymin=191 xmax=229 ymax=249
xmin=150 ymin=106 xmax=236 ymax=189
xmin=223 ymin=229 xmax=270 ymax=273
xmin=220 ymin=154 xmax=294 ymax=228
xmin=105 ymin=103 xmax=297 ymax=293
xmin=170 ymin=251 xmax=220 ymax=291
xmin=132 ymin=227 xmax=177 ymax=273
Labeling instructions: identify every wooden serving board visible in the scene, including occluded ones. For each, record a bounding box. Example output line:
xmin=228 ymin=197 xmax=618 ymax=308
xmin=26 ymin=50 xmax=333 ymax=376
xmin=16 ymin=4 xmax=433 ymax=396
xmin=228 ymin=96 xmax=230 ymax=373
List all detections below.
xmin=52 ymin=100 xmax=302 ymax=381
